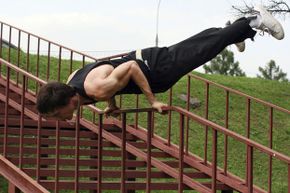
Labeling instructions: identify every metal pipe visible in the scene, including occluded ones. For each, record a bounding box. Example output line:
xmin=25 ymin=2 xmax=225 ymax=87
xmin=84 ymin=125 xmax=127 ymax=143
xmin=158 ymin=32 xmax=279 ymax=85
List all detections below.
xmin=121 ymin=112 xmax=127 ymax=193
xmin=178 ymin=114 xmax=184 ymax=193
xmin=204 ymin=82 xmax=209 ymax=164
xmin=146 ymin=111 xmax=152 ymax=193
xmin=224 ymin=90 xmax=229 ymax=175
xmin=97 ymin=114 xmax=103 ymax=192
xmin=212 ymin=129 xmax=217 ymax=193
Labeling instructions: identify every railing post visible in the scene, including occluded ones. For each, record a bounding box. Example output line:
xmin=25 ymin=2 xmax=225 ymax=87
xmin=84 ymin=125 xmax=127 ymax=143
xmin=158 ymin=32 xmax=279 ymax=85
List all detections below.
xmin=178 ymin=114 xmax=184 ymax=193
xmin=186 ymin=76 xmax=191 ymax=154
xmin=3 ymin=66 xmax=11 ymax=157
xmin=268 ymin=107 xmax=273 ymax=193
xmin=8 ymin=182 xmax=21 ymax=193
xmin=146 ymin=111 xmax=152 ymax=193
xmin=212 ymin=129 xmax=217 ymax=193
xmin=288 ymin=164 xmax=290 ymax=193
xmin=74 ymin=108 xmax=80 ymax=193
xmin=246 ymin=146 xmax=253 ymax=193
xmin=224 ymin=90 xmax=229 ymax=175
xmin=121 ymin=112 xmax=127 ymax=193
xmin=204 ymin=82 xmax=209 ymax=165
xmin=97 ymin=114 xmax=103 ymax=193
xmin=167 ymin=88 xmax=173 ymax=145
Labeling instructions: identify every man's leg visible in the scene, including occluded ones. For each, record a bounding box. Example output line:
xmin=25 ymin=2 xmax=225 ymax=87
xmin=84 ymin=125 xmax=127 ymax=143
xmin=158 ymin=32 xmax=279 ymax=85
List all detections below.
xmin=167 ymin=5 xmax=284 ymax=80
xmin=167 ymin=17 xmax=256 ymax=78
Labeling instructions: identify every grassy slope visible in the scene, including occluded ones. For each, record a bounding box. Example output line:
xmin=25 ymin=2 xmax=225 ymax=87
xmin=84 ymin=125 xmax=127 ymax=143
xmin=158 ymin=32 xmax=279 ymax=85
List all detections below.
xmin=1 ymin=49 xmax=290 ymax=192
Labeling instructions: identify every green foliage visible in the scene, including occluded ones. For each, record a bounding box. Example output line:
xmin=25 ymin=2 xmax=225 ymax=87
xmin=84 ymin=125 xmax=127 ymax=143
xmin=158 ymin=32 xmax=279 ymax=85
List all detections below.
xmin=203 ymin=49 xmax=246 ymax=77
xmin=257 ymin=59 xmax=288 ymax=82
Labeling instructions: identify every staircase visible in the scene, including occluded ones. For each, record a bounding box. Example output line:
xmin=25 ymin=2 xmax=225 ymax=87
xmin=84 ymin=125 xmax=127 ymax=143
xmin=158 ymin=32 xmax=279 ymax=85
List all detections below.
xmin=0 ymin=20 xmax=289 ymax=193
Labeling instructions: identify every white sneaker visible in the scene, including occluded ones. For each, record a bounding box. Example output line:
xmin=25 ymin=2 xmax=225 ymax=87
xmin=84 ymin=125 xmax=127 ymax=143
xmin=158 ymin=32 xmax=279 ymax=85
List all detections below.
xmin=225 ymin=20 xmax=246 ymax=52
xmin=253 ymin=5 xmax=284 ymax=40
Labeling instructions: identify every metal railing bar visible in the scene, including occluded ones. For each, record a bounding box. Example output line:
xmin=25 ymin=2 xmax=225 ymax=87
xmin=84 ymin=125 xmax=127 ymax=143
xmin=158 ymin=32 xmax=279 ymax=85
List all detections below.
xmin=178 ymin=114 xmax=185 ymax=193
xmin=224 ymin=90 xmax=229 ymax=175
xmin=0 ymin=58 xmax=46 ymax=84
xmin=0 ymin=20 xmax=97 ymax=61
xmin=171 ymin=106 xmax=290 ymax=163
xmin=55 ymin=120 xmax=60 ymax=193
xmin=97 ymin=114 xmax=103 ymax=192
xmin=121 ymin=112 xmax=127 ymax=193
xmin=146 ymin=111 xmax=152 ymax=193
xmin=189 ymin=73 xmax=290 ymax=115
xmin=0 ymin=155 xmax=50 ymax=193
xmin=204 ymin=82 xmax=209 ymax=165
xmin=46 ymin=42 xmax=50 ymax=80
xmin=212 ymin=129 xmax=218 ymax=193
xmin=19 ymin=75 xmax=25 ymax=169
xmin=74 ymin=108 xmax=80 ymax=192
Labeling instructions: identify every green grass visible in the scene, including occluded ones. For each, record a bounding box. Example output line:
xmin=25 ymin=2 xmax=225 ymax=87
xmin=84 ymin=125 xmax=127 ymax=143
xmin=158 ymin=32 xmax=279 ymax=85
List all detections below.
xmin=1 ymin=48 xmax=290 ymax=192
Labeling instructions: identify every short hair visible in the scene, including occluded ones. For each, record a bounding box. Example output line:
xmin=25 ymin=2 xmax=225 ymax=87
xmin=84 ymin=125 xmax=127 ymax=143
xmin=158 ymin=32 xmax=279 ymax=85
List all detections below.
xmin=36 ymin=81 xmax=76 ymax=114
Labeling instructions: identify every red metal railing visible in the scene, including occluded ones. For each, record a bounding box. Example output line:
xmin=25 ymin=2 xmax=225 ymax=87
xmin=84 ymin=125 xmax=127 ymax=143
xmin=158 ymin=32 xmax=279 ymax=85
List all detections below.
xmin=1 ymin=19 xmax=290 ymax=193
xmin=0 ymin=155 xmax=49 ymax=193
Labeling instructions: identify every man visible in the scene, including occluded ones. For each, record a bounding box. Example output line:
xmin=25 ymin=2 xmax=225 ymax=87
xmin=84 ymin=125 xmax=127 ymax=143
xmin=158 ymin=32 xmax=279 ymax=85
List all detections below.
xmin=37 ymin=5 xmax=284 ymax=121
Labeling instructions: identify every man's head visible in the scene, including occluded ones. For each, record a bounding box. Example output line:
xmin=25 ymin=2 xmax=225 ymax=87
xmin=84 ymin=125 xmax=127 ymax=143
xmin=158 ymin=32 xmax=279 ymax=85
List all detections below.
xmin=36 ymin=81 xmax=77 ymax=120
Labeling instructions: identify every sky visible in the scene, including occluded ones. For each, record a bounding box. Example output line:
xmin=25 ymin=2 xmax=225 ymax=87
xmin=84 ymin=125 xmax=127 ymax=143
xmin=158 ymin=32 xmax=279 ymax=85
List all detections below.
xmin=0 ymin=0 xmax=289 ymax=78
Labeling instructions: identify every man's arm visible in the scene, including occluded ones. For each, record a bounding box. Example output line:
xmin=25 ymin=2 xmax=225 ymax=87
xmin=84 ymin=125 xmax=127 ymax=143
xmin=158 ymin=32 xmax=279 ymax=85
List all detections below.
xmin=91 ymin=60 xmax=166 ymax=112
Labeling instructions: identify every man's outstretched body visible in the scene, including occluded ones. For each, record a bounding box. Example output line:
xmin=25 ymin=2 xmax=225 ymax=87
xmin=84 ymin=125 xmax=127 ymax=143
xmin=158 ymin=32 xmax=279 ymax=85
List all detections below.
xmin=36 ymin=5 xmax=285 ymax=121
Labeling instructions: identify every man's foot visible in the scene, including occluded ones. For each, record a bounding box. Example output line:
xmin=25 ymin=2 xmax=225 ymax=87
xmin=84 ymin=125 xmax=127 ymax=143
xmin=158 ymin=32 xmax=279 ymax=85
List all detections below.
xmin=251 ymin=5 xmax=284 ymax=40
xmin=226 ymin=20 xmax=246 ymax=52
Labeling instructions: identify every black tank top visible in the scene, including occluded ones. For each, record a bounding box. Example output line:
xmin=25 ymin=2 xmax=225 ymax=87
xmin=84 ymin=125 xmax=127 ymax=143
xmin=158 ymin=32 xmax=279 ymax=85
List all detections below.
xmin=67 ymin=51 xmax=150 ymax=104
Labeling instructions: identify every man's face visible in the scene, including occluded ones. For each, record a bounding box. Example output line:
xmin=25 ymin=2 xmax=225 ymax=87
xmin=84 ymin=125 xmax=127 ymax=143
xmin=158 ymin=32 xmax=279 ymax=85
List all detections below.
xmin=43 ymin=102 xmax=76 ymax=121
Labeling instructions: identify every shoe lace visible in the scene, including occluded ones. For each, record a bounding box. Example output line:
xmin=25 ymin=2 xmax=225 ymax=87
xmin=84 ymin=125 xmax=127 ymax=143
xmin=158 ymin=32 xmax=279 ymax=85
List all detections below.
xmin=259 ymin=27 xmax=271 ymax=36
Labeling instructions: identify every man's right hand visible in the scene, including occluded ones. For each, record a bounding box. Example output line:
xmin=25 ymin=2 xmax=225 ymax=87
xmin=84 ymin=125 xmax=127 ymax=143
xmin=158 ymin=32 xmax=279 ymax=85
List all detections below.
xmin=151 ymin=101 xmax=168 ymax=114
xmin=104 ymin=105 xmax=120 ymax=117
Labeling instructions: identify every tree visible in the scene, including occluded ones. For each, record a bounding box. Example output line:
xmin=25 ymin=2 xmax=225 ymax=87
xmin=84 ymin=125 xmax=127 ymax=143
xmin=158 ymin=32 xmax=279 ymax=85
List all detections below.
xmin=257 ymin=60 xmax=288 ymax=82
xmin=232 ymin=0 xmax=290 ymax=18
xmin=203 ymin=49 xmax=246 ymax=76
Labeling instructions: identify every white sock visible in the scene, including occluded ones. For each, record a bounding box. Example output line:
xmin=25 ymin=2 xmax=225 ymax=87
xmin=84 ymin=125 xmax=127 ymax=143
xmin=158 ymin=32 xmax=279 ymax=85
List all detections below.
xmin=249 ymin=14 xmax=262 ymax=28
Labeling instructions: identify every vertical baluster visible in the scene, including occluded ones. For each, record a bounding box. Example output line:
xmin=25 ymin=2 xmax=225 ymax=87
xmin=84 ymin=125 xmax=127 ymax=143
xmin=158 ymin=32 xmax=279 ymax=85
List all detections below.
xmin=268 ymin=107 xmax=273 ymax=193
xmin=46 ymin=42 xmax=51 ymax=81
xmin=288 ymin=164 xmax=290 ymax=193
xmin=247 ymin=146 xmax=253 ymax=193
xmin=246 ymin=98 xmax=251 ymax=186
xmin=55 ymin=121 xmax=60 ymax=193
xmin=212 ymin=129 xmax=217 ymax=193
xmin=3 ymin=66 xmax=10 ymax=156
xmin=8 ymin=26 xmax=11 ymax=62
xmin=0 ymin=23 xmax=3 ymax=77
xmin=178 ymin=114 xmax=184 ymax=193
xmin=35 ymin=38 xmax=40 ymax=93
xmin=26 ymin=34 xmax=30 ymax=90
xmin=204 ymin=82 xmax=209 ymax=164
xmin=146 ymin=111 xmax=152 ymax=193
xmin=74 ymin=107 xmax=80 ymax=193
xmin=80 ymin=56 xmax=85 ymax=118
xmin=97 ymin=114 xmax=103 ymax=192
xmin=19 ymin=75 xmax=26 ymax=169
xmin=36 ymin=114 xmax=42 ymax=183
xmin=16 ymin=30 xmax=21 ymax=85
xmin=69 ymin=51 xmax=73 ymax=74
xmin=57 ymin=47 xmax=62 ymax=81
xmin=224 ymin=90 xmax=229 ymax=175
xmin=121 ymin=113 xmax=127 ymax=193
xmin=167 ymin=88 xmax=173 ymax=145
xmin=185 ymin=76 xmax=190 ymax=154
xmin=135 ymin=94 xmax=139 ymax=128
